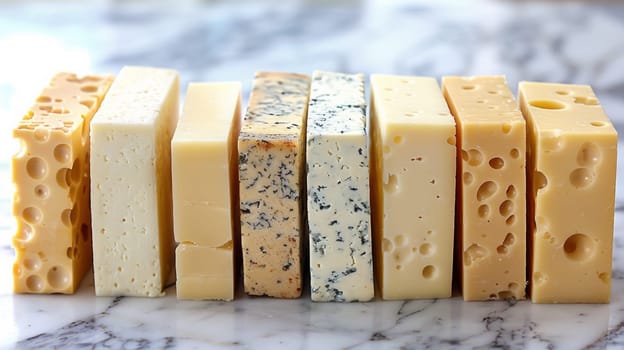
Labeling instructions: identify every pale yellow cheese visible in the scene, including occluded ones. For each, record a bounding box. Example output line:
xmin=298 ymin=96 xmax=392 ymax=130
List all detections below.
xmin=442 ymin=76 xmax=526 ymax=301
xmin=238 ymin=72 xmax=310 ymax=298
xmin=370 ymin=74 xmax=456 ymax=299
xmin=12 ymin=73 xmax=113 ymax=294
xmin=519 ymin=82 xmax=617 ymax=303
xmin=175 ymin=244 xmax=234 ymax=301
xmin=171 ymin=82 xmax=242 ymax=300
xmin=91 ymin=66 xmax=179 ymax=297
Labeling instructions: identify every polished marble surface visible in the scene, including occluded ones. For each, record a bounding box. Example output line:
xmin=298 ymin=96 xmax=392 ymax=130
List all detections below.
xmin=2 ymin=0 xmax=624 ymax=348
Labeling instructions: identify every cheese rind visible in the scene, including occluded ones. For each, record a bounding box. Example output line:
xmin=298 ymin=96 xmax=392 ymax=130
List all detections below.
xmin=518 ymin=82 xmax=617 ymax=303
xmin=306 ymin=71 xmax=373 ymax=302
xmin=171 ymin=82 xmax=241 ymax=300
xmin=238 ymin=72 xmax=310 ymax=298
xmin=442 ymin=76 xmax=526 ymax=301
xmin=12 ymin=73 xmax=113 ymax=294
xmin=370 ymin=74 xmax=456 ymax=299
xmin=90 ymin=66 xmax=179 ymax=297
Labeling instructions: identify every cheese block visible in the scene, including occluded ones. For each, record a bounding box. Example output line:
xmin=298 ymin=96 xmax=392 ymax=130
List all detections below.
xmin=370 ymin=74 xmax=456 ymax=299
xmin=238 ymin=71 xmax=310 ymax=298
xmin=442 ymin=76 xmax=526 ymax=301
xmin=90 ymin=66 xmax=179 ymax=297
xmin=175 ymin=244 xmax=234 ymax=300
xmin=306 ymin=71 xmax=373 ymax=302
xmin=12 ymin=73 xmax=113 ymax=294
xmin=518 ymin=82 xmax=617 ymax=303
xmin=171 ymin=82 xmax=242 ymax=300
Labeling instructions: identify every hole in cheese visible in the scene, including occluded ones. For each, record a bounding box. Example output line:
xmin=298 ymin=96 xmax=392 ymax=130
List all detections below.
xmin=529 ymin=100 xmax=566 ymax=110
xmin=569 ymin=168 xmax=594 ymax=189
xmin=563 ymin=233 xmax=595 ymax=262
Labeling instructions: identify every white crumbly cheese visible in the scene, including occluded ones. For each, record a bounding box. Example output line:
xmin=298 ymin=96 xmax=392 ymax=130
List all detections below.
xmin=306 ymin=71 xmax=373 ymax=302
xmin=90 ymin=66 xmax=179 ymax=297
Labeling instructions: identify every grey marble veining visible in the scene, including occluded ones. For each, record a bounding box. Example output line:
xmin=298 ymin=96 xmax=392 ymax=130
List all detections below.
xmin=1 ymin=0 xmax=624 ymax=349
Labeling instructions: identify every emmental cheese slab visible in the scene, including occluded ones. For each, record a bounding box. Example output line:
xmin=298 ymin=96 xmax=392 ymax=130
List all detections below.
xmin=442 ymin=76 xmax=526 ymax=301
xmin=519 ymin=82 xmax=617 ymax=303
xmin=370 ymin=75 xmax=456 ymax=300
xmin=171 ymin=82 xmax=242 ymax=300
xmin=238 ymin=71 xmax=310 ymax=298
xmin=306 ymin=71 xmax=373 ymax=302
xmin=90 ymin=66 xmax=179 ymax=297
xmin=12 ymin=73 xmax=114 ymax=294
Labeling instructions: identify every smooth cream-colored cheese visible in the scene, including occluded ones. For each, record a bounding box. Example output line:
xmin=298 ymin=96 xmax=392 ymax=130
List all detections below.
xmin=172 ymin=82 xmax=241 ymax=300
xmin=90 ymin=66 xmax=179 ymax=297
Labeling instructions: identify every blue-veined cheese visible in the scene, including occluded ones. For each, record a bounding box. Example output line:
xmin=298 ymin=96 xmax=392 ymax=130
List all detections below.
xmin=238 ymin=71 xmax=310 ymax=298
xmin=306 ymin=71 xmax=373 ymax=302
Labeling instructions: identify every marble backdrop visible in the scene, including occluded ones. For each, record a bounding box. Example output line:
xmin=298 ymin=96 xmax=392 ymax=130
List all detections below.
xmin=1 ymin=0 xmax=624 ymax=348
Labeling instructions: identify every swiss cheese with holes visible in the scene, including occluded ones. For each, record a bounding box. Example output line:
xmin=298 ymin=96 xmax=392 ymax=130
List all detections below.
xmin=442 ymin=76 xmax=526 ymax=301
xmin=519 ymin=82 xmax=617 ymax=303
xmin=370 ymin=75 xmax=456 ymax=299
xmin=12 ymin=73 xmax=114 ymax=294
xmin=91 ymin=66 xmax=179 ymax=297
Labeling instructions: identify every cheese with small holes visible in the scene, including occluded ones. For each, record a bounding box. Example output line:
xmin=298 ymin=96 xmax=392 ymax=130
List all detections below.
xmin=238 ymin=71 xmax=310 ymax=298
xmin=370 ymin=74 xmax=456 ymax=299
xmin=90 ymin=66 xmax=179 ymax=297
xmin=306 ymin=71 xmax=373 ymax=302
xmin=172 ymin=82 xmax=242 ymax=300
xmin=12 ymin=73 xmax=113 ymax=294
xmin=519 ymin=82 xmax=617 ymax=303
xmin=442 ymin=76 xmax=526 ymax=301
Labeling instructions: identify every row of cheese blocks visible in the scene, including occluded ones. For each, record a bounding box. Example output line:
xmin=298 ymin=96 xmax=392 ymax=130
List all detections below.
xmin=11 ymin=66 xmax=617 ymax=304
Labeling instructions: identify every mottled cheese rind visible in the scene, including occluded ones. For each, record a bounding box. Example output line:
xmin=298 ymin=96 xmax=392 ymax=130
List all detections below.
xmin=442 ymin=76 xmax=526 ymax=301
xmin=306 ymin=71 xmax=373 ymax=302
xmin=370 ymin=74 xmax=456 ymax=300
xmin=519 ymin=82 xmax=617 ymax=303
xmin=238 ymin=71 xmax=310 ymax=298
xmin=12 ymin=73 xmax=113 ymax=294
xmin=172 ymin=82 xmax=241 ymax=300
xmin=91 ymin=66 xmax=179 ymax=297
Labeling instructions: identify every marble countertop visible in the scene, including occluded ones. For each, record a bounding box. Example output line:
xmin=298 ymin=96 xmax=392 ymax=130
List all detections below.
xmin=2 ymin=0 xmax=624 ymax=348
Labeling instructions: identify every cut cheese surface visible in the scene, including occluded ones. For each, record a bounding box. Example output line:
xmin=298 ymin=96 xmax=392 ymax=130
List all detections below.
xmin=175 ymin=244 xmax=234 ymax=301
xmin=91 ymin=66 xmax=179 ymax=297
xmin=370 ymin=74 xmax=456 ymax=300
xmin=12 ymin=73 xmax=114 ymax=294
xmin=238 ymin=71 xmax=310 ymax=298
xmin=306 ymin=71 xmax=373 ymax=302
xmin=171 ymin=82 xmax=242 ymax=300
xmin=442 ymin=76 xmax=526 ymax=301
xmin=519 ymin=82 xmax=617 ymax=303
